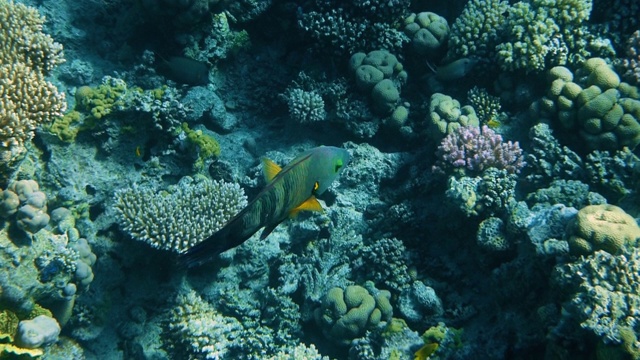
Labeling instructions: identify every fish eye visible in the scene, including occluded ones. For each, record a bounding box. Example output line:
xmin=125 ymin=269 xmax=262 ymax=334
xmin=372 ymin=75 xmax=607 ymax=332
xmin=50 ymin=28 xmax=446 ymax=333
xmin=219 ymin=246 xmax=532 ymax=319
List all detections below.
xmin=334 ymin=159 xmax=343 ymax=173
xmin=313 ymin=182 xmax=320 ymax=192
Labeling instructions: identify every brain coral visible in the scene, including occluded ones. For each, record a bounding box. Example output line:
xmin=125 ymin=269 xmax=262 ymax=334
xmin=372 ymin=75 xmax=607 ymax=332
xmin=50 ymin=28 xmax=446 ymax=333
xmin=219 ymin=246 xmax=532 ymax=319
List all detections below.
xmin=0 ymin=0 xmax=66 ymax=177
xmin=566 ymin=204 xmax=640 ymax=256
xmin=314 ymin=284 xmax=392 ymax=346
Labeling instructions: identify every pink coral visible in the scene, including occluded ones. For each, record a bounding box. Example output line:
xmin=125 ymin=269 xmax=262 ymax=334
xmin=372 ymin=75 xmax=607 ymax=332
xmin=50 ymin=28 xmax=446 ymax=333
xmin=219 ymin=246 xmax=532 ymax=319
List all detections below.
xmin=434 ymin=125 xmax=525 ymax=175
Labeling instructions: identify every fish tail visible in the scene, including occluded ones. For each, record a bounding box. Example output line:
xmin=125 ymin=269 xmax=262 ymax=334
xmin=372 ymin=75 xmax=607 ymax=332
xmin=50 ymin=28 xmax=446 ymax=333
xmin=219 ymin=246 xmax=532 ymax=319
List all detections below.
xmin=177 ymin=227 xmax=233 ymax=269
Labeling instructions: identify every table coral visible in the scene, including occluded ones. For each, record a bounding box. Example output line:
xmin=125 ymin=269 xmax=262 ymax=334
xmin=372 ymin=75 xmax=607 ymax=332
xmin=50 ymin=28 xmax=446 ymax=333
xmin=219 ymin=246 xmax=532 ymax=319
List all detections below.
xmin=114 ymin=176 xmax=247 ymax=253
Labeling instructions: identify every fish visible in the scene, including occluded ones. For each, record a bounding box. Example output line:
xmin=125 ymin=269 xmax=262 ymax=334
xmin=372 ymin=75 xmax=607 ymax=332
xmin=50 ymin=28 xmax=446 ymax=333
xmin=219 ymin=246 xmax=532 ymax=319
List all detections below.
xmin=157 ymin=55 xmax=209 ymax=85
xmin=178 ymin=146 xmax=350 ymax=268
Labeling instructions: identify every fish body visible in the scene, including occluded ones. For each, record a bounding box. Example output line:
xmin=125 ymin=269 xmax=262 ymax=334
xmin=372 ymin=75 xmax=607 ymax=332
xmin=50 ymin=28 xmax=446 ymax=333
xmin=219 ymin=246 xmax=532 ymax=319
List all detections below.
xmin=179 ymin=146 xmax=350 ymax=268
xmin=158 ymin=56 xmax=209 ymax=85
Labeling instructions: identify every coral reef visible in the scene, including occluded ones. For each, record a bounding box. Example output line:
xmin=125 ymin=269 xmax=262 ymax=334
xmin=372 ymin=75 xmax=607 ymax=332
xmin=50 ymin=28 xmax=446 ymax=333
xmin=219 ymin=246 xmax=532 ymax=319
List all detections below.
xmin=553 ymin=249 xmax=640 ymax=356
xmin=531 ymin=58 xmax=640 ymax=151
xmin=0 ymin=0 xmax=66 ymax=178
xmin=114 ymin=176 xmax=247 ymax=253
xmin=566 ymin=204 xmax=640 ymax=255
xmin=434 ymin=125 xmax=525 ymax=175
xmin=428 ymin=93 xmax=479 ymax=140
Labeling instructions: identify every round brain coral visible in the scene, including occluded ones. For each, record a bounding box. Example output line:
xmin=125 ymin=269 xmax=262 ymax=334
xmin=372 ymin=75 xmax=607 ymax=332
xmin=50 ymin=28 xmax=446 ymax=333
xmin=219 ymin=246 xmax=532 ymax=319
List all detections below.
xmin=567 ymin=204 xmax=640 ymax=256
xmin=314 ymin=285 xmax=392 ymax=346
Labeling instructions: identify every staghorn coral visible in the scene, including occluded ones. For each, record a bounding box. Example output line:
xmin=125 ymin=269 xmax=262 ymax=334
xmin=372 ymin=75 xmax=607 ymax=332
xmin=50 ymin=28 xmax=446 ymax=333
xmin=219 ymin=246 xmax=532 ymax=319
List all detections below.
xmin=297 ymin=1 xmax=409 ymax=57
xmin=446 ymin=0 xmax=509 ymax=62
xmin=281 ymin=88 xmax=327 ymax=124
xmin=114 ymin=176 xmax=247 ymax=253
xmin=445 ymin=168 xmax=517 ymax=217
xmin=0 ymin=0 xmax=66 ymax=174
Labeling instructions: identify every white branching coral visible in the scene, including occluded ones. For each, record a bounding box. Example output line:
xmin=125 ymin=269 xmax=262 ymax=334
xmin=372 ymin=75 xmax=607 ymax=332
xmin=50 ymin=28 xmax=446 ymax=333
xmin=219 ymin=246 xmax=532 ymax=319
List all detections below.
xmin=0 ymin=0 xmax=66 ymax=169
xmin=114 ymin=176 xmax=247 ymax=253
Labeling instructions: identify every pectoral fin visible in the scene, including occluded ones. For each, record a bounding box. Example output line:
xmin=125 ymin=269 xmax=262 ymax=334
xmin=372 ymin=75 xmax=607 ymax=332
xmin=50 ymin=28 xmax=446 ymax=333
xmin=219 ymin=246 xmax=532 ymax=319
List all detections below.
xmin=289 ymin=196 xmax=324 ymax=218
xmin=262 ymin=157 xmax=282 ymax=182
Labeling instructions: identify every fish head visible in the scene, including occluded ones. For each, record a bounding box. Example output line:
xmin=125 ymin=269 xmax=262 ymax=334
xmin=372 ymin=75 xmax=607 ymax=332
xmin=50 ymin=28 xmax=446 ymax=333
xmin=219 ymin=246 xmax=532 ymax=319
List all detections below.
xmin=309 ymin=146 xmax=350 ymax=195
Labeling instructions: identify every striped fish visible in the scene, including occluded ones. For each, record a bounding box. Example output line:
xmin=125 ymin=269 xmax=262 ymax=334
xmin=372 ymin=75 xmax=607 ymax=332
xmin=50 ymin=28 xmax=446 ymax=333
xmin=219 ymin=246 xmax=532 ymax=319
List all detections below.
xmin=179 ymin=146 xmax=350 ymax=268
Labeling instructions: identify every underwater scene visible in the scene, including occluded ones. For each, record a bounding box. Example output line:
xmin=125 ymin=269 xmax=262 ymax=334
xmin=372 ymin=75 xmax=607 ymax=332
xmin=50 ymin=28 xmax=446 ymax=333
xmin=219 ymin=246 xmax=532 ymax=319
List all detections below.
xmin=1 ymin=0 xmax=640 ymax=358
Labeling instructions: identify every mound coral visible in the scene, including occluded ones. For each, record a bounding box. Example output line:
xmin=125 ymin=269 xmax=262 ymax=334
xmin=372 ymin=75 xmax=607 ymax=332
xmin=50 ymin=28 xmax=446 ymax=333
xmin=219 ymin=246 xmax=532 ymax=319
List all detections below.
xmin=531 ymin=58 xmax=640 ymax=151
xmin=428 ymin=93 xmax=479 ymax=140
xmin=314 ymin=284 xmax=393 ymax=346
xmin=566 ymin=204 xmax=640 ymax=256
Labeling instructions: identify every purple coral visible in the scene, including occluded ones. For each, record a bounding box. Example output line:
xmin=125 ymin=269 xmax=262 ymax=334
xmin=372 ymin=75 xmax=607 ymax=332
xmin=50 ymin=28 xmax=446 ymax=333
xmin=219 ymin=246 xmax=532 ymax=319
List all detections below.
xmin=434 ymin=125 xmax=525 ymax=174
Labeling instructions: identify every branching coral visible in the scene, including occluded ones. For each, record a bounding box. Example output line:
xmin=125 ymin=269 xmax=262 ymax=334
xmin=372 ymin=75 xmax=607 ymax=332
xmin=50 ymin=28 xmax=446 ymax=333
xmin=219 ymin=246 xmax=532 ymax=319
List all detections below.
xmin=434 ymin=125 xmax=525 ymax=175
xmin=0 ymin=0 xmax=66 ymax=173
xmin=114 ymin=176 xmax=247 ymax=253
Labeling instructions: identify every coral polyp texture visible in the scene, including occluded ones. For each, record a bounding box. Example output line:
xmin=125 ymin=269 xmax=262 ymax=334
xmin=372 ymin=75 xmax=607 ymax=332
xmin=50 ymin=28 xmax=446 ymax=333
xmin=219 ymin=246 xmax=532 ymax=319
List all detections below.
xmin=434 ymin=125 xmax=525 ymax=175
xmin=114 ymin=176 xmax=247 ymax=253
xmin=532 ymin=58 xmax=640 ymax=151
xmin=0 ymin=0 xmax=66 ymax=173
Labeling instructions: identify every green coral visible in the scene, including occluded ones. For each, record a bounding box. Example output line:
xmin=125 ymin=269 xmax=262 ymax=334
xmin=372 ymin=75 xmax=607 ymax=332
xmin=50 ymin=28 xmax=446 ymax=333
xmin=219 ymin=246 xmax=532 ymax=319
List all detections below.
xmin=532 ymin=58 xmax=640 ymax=151
xmin=428 ymin=93 xmax=479 ymax=140
xmin=314 ymin=285 xmax=393 ymax=346
xmin=403 ymin=12 xmax=449 ymax=57
xmin=446 ymin=0 xmax=509 ymax=61
xmin=75 ymin=78 xmax=128 ymax=120
xmin=349 ymin=50 xmax=407 ymax=117
xmin=181 ymin=122 xmax=221 ymax=171
xmin=47 ymin=110 xmax=82 ymax=142
xmin=448 ymin=0 xmax=614 ymax=73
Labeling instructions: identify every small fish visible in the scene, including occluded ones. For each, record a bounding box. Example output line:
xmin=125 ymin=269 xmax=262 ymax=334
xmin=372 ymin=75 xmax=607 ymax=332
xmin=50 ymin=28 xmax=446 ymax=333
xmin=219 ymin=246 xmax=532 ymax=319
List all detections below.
xmin=435 ymin=58 xmax=478 ymax=82
xmin=414 ymin=342 xmax=439 ymax=360
xmin=179 ymin=146 xmax=350 ymax=268
xmin=157 ymin=56 xmax=209 ymax=85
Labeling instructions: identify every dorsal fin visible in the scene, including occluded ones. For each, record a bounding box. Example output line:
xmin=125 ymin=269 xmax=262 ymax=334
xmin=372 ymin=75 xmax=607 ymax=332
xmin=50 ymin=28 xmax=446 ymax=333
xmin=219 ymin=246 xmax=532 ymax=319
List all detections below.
xmin=262 ymin=157 xmax=282 ymax=182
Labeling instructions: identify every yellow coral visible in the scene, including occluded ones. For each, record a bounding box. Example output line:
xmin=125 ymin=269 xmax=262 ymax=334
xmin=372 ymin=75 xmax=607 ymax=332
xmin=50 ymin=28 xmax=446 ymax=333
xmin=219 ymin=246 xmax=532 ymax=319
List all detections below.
xmin=0 ymin=0 xmax=66 ymax=174
xmin=567 ymin=204 xmax=640 ymax=255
